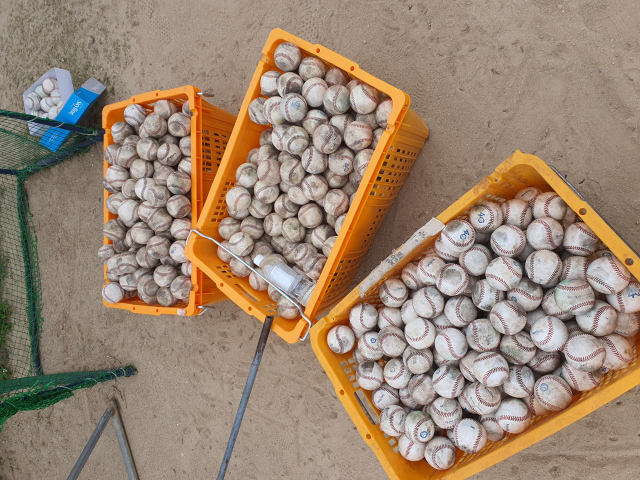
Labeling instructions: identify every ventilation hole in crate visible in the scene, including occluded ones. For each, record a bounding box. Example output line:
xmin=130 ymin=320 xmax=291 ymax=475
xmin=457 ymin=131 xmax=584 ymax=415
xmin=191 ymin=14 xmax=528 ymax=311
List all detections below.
xmin=340 ymin=361 xmax=348 ymax=368
xmin=352 ymin=382 xmax=359 ymax=388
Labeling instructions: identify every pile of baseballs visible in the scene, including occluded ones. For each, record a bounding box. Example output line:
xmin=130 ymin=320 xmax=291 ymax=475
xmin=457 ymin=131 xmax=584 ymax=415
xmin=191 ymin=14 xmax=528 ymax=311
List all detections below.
xmin=217 ymin=42 xmax=392 ymax=318
xmin=100 ymin=99 xmax=196 ymax=307
xmin=326 ymin=186 xmax=639 ymax=469
xmin=24 ymin=77 xmax=64 ymax=120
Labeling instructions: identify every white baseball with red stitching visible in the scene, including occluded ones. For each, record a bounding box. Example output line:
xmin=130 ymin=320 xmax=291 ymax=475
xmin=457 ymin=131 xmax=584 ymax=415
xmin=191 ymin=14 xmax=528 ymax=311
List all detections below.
xmin=379 ymin=278 xmax=408 ymax=307
xmin=378 ymin=326 xmax=408 ymax=357
xmin=425 ymin=437 xmax=457 ymax=470
xmin=480 ymin=413 xmax=505 ymax=441
xmin=412 ymin=286 xmax=445 ymax=319
xmin=490 ymin=225 xmax=527 ymax=258
xmin=606 ymin=280 xmax=640 ymax=313
xmin=472 ymin=279 xmax=506 ymax=311
xmin=527 ymin=349 xmax=561 ymax=373
xmin=434 ymin=328 xmax=468 ymax=361
xmin=435 ymin=236 xmax=460 ymax=262
xmin=327 ymin=325 xmax=356 ymax=354
xmin=472 ymin=352 xmax=510 ymax=387
xmin=453 ymin=418 xmax=487 ymax=454
xmin=502 ymin=365 xmax=535 ymax=398
xmin=357 ymin=331 xmax=384 ymax=361
xmin=586 ymin=255 xmax=632 ymax=294
xmin=372 ymin=383 xmax=400 ymax=410
xmin=495 ymin=398 xmax=531 ymax=434
xmin=384 ymin=357 xmax=412 ymax=389
xmin=614 ymin=312 xmax=640 ymax=337
xmin=408 ymin=373 xmax=437 ymax=405
xmin=532 ymin=192 xmax=567 ymax=221
xmin=489 ymin=299 xmax=527 ymax=335
xmin=404 ymin=410 xmax=435 ymax=444
xmin=530 ymin=315 xmax=569 ymax=352
xmin=459 ymin=243 xmax=492 ymax=276
xmin=377 ymin=306 xmax=404 ymax=329
xmin=561 ymin=362 xmax=602 ymax=391
xmin=349 ymin=303 xmax=378 ymax=332
xmin=541 ymin=288 xmax=574 ymax=320
xmin=526 ymin=217 xmax=564 ymax=250
xmin=401 ymin=261 xmax=424 ymax=290
xmin=459 ymin=350 xmax=480 ymax=381
xmin=534 ymin=374 xmax=573 ymax=412
xmin=398 ymin=433 xmax=427 ymax=461
xmin=469 ymin=202 xmax=503 ymax=233
xmin=515 ymin=187 xmax=542 ymax=208
xmin=525 ymin=249 xmax=562 ymax=287
xmin=563 ymin=334 xmax=606 ymax=372
xmin=417 ymin=254 xmax=446 ymax=286
xmin=575 ymin=300 xmax=618 ymax=336
xmin=560 ymin=255 xmax=591 ymax=282
xmin=563 ymin=222 xmax=600 ymax=256
xmin=600 ymin=334 xmax=633 ymax=371
xmin=403 ymin=346 xmax=433 ymax=374
xmin=485 ymin=256 xmax=523 ymax=292
xmin=501 ymin=198 xmax=533 ymax=230
xmin=435 ymin=264 xmax=469 ymax=297
xmin=440 ymin=220 xmax=476 ymax=254
xmin=356 ymin=361 xmax=384 ymax=390
xmin=466 ymin=319 xmax=502 ymax=353
xmin=404 ymin=318 xmax=436 ymax=349
xmin=428 ymin=396 xmax=463 ymax=430
xmin=379 ymin=404 xmax=406 ymax=436
xmin=444 ymin=295 xmax=478 ymax=327
xmin=554 ymin=279 xmax=596 ymax=314
xmin=432 ymin=365 xmax=465 ymax=399
xmin=507 ymin=278 xmax=543 ymax=311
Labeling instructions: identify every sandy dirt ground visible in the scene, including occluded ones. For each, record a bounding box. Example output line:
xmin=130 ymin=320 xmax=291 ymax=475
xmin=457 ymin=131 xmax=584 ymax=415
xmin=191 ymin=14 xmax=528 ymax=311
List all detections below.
xmin=1 ymin=0 xmax=640 ymax=478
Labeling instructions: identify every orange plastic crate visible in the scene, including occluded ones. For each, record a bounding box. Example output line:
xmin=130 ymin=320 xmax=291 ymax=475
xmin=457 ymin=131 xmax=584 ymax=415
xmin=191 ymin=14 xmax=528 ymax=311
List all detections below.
xmin=311 ymin=151 xmax=640 ymax=480
xmin=102 ymin=86 xmax=236 ymax=315
xmin=185 ymin=29 xmax=430 ymax=343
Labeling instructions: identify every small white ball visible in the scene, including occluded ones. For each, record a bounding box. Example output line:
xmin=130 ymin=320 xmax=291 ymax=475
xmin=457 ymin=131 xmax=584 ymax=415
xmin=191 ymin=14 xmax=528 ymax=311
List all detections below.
xmin=534 ymin=374 xmax=573 ymax=412
xmin=327 ymin=325 xmax=356 ymax=354
xmin=532 ymin=192 xmax=567 ymax=220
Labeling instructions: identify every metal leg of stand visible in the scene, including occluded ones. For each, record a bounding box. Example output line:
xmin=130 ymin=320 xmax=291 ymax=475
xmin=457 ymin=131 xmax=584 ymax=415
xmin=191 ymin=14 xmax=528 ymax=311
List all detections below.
xmin=217 ymin=315 xmax=274 ymax=480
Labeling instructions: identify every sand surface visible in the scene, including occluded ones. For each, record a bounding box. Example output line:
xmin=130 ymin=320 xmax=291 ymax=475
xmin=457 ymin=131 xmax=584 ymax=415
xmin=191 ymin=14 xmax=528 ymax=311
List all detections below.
xmin=1 ymin=0 xmax=639 ymax=478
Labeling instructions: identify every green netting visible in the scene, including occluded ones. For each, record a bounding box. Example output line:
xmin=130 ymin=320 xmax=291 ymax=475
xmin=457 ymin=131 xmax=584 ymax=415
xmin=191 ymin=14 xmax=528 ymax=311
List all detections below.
xmin=0 ymin=110 xmax=132 ymax=429
xmin=0 ymin=365 xmax=137 ymax=430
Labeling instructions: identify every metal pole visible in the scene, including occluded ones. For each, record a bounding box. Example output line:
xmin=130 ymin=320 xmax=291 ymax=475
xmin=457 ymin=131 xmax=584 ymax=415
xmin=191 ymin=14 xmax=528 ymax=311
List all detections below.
xmin=67 ymin=404 xmax=115 ymax=480
xmin=110 ymin=399 xmax=139 ymax=480
xmin=217 ymin=315 xmax=274 ymax=480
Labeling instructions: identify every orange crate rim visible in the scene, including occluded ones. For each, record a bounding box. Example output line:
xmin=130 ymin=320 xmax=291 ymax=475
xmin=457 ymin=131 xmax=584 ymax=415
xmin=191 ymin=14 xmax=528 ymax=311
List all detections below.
xmin=186 ymin=29 xmax=430 ymax=343
xmin=102 ymin=85 xmax=236 ymax=316
xmin=311 ymin=151 xmax=640 ymax=480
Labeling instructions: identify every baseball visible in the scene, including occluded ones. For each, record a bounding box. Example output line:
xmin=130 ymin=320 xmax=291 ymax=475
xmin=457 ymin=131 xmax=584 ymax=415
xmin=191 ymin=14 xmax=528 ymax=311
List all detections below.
xmin=434 ymin=328 xmax=468 ymax=361
xmin=502 ymin=365 xmax=535 ymax=398
xmin=527 ymin=349 xmax=561 ymax=373
xmin=274 ymin=42 xmax=302 ymax=71
xmin=444 ymin=295 xmax=477 ymax=327
xmin=525 ymin=393 xmax=551 ymax=416
xmin=586 ymin=255 xmax=632 ymax=294
xmin=378 ymin=326 xmax=407 ymax=357
xmin=241 ymin=217 xmax=265 ymax=240
xmin=103 ymin=219 xmax=127 ymax=241
xmin=480 ymin=414 xmax=505 ymax=442
xmin=349 ymin=303 xmax=378 ymax=332
xmin=356 ymin=361 xmax=384 ymax=390
xmin=440 ymin=220 xmax=476 ymax=254
xmin=432 ymin=365 xmax=465 ymax=398
xmin=459 ymin=350 xmax=479 ymax=381
xmin=600 ymin=334 xmax=633 ymax=371
xmin=400 ymin=262 xmax=422 ymax=290
xmin=226 ymin=186 xmax=252 ymax=212
xmin=403 ymin=346 xmax=433 ymax=375
xmin=147 ymin=235 xmax=172 ymax=259
xmin=323 ymin=189 xmax=349 ymax=216
xmin=526 ymin=217 xmax=564 ymax=250
xmin=472 ymin=279 xmax=506 ymax=311
xmin=323 ymin=85 xmax=351 ymax=115
xmin=607 ymin=280 xmax=640 ymax=313
xmin=248 ymin=97 xmax=268 ymax=125
xmin=301 ymin=110 xmax=329 ymax=135
xmin=530 ymin=316 xmax=568 ymax=352
xmin=525 ymin=249 xmax=562 ymax=287
xmin=532 ymin=192 xmax=567 ymax=221
xmin=379 ymin=404 xmax=406 ymax=436
xmin=428 ymin=397 xmax=462 ymax=430
xmin=404 ymin=318 xmax=436 ymax=349
xmin=374 ymin=99 xmax=393 ymax=129
xmin=399 ymin=386 xmax=420 ymax=409
xmin=260 ymin=70 xmax=281 ymax=96
xmin=485 ymin=256 xmax=523 ymax=292
xmin=412 ymin=286 xmax=445 ymax=318
xmin=489 ymin=300 xmax=527 ymax=335
xmin=218 ymin=217 xmax=242 ymax=240
xmin=563 ymin=334 xmax=606 ymax=372
xmin=501 ymin=198 xmax=533 ymax=230
xmin=357 ymin=331 xmax=382 ymax=360
xmin=561 ymin=362 xmax=602 ymax=391
xmin=417 ymin=255 xmax=446 ymax=286
xmin=142 ymin=113 xmax=167 ymax=138
xmin=507 ymin=278 xmax=543 ymax=311
xmin=298 ymin=57 xmax=326 ymax=81
xmin=615 ymin=312 xmax=640 ymax=338
xmin=554 ymin=279 xmax=595 ymax=314
xmin=102 ymin=282 xmax=124 ymax=303
xmin=534 ymin=375 xmax=573 ymax=412
xmin=495 ymin=398 xmax=531 ymax=434
xmin=563 ymin=223 xmax=599 ymax=256
xmin=408 ymin=374 xmax=437 ymax=406
xmin=400 ymin=302 xmax=420 ymax=328
xmin=469 ymin=202 xmax=503 ymax=233
xmin=274 ymin=194 xmax=299 ymax=218
xmin=473 ymin=352 xmax=509 ymax=387
xmin=343 ymin=121 xmax=372 ymax=151
xmin=466 ymin=319 xmax=501 ymax=353
xmin=378 ymin=278 xmax=408 ymax=308
xmin=349 ymin=84 xmax=379 ymax=114
xmin=490 ymin=225 xmax=526 ymax=258
xmin=434 ymin=235 xmax=460 ymax=262
xmin=372 ymin=383 xmax=400 ymax=410
xmin=459 ymin=244 xmax=492 ymax=276
xmin=433 ymin=264 xmax=467 ymax=297
xmin=330 ymin=113 xmax=355 ymax=134
xmin=301 ymin=78 xmax=328 ymax=108
xmin=384 ymin=358 xmax=412 ymax=389
xmin=327 ymin=325 xmax=356 ymax=354
xmin=263 ymin=96 xmax=285 ymax=125
xmin=425 ymin=437 xmax=457 ymax=470
xmin=398 ymin=434 xmax=427 ymax=462
xmin=453 ymin=418 xmax=487 ymax=454
xmin=500 ymin=331 xmax=536 ymax=365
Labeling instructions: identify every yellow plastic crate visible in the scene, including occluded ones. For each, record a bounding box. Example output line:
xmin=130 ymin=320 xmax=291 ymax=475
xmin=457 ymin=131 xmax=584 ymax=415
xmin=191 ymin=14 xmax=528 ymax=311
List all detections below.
xmin=102 ymin=86 xmax=235 ymax=315
xmin=185 ymin=29 xmax=429 ymax=343
xmin=311 ymin=151 xmax=640 ymax=479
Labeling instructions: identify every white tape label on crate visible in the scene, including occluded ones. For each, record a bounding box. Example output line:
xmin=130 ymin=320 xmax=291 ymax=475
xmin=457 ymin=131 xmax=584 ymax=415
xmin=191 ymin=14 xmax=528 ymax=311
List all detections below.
xmin=358 ymin=218 xmax=445 ymax=297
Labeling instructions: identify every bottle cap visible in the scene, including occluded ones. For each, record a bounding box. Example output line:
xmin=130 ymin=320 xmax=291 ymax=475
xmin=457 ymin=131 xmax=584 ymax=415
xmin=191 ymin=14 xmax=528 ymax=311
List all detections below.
xmin=254 ymin=254 xmax=265 ymax=266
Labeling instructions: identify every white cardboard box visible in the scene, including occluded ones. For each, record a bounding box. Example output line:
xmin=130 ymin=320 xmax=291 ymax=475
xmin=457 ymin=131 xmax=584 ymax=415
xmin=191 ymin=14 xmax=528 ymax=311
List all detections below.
xmin=22 ymin=68 xmax=74 ymax=137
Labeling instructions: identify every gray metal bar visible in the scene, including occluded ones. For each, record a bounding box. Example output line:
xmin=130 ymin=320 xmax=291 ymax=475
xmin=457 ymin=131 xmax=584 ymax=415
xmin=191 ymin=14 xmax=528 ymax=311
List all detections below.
xmin=67 ymin=404 xmax=115 ymax=480
xmin=110 ymin=399 xmax=139 ymax=480
xmin=217 ymin=315 xmax=274 ymax=480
